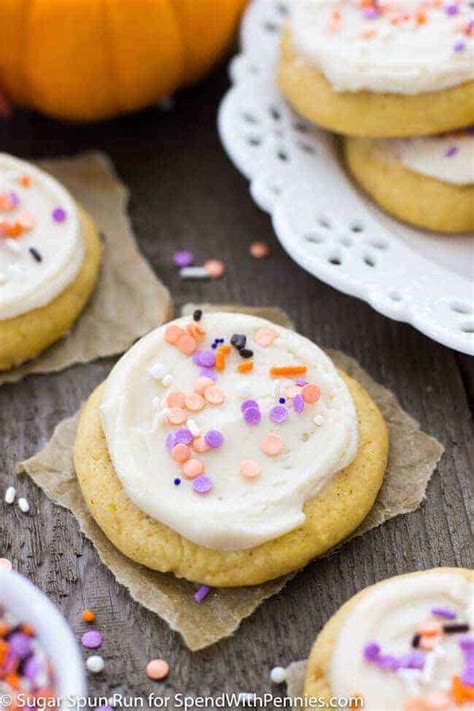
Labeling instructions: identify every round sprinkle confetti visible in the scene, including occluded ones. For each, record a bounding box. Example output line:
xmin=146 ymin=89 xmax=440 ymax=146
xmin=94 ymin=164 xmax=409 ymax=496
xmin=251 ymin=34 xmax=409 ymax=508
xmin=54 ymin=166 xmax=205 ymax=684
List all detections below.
xmin=241 ymin=399 xmax=258 ymax=412
xmin=302 ymin=384 xmax=320 ymax=404
xmin=192 ymin=436 xmax=210 ymax=453
xmin=177 ymin=333 xmax=197 ymax=355
xmin=166 ymin=433 xmax=176 ymax=451
xmin=270 ymin=666 xmax=286 ymax=684
xmin=250 ymin=242 xmax=270 ymax=259
xmin=261 ymin=432 xmax=283 ymax=456
xmin=269 ymin=405 xmax=289 ymax=424
xmin=146 ymin=658 xmax=170 ymax=681
xmin=184 ymin=393 xmax=205 ymax=412
xmin=0 ymin=558 xmax=12 ymax=571
xmin=52 ymin=207 xmax=67 ymax=223
xmin=168 ymin=408 xmax=187 ymax=425
xmin=174 ymin=428 xmax=193 ymax=445
xmin=192 ymin=475 xmax=213 ymax=494
xmin=183 ymin=459 xmax=204 ymax=479
xmin=204 ymin=385 xmax=225 ymax=405
xmin=197 ymin=350 xmax=216 ymax=368
xmin=194 ymin=377 xmax=214 ymax=394
xmin=82 ymin=609 xmax=96 ymax=623
xmin=254 ymin=328 xmax=277 ymax=346
xmin=204 ymin=259 xmax=225 ymax=279
xmin=293 ymin=394 xmax=304 ymax=413
xmin=81 ymin=630 xmax=103 ymax=649
xmin=171 ymin=444 xmax=191 ymax=463
xmin=173 ymin=250 xmax=194 ymax=268
xmin=243 ymin=407 xmax=262 ymax=426
xmin=166 ymin=391 xmax=186 ymax=409
xmin=205 ymin=430 xmax=224 ymax=448
xmin=240 ymin=460 xmax=261 ymax=479
xmin=86 ymin=655 xmax=105 ymax=674
xmin=314 ymin=415 xmax=324 ymax=426
xmin=165 ymin=325 xmax=183 ymax=344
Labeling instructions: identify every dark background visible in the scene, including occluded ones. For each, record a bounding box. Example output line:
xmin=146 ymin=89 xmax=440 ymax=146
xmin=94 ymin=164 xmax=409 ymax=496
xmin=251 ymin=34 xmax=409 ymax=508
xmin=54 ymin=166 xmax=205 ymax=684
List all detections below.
xmin=0 ymin=60 xmax=472 ymax=708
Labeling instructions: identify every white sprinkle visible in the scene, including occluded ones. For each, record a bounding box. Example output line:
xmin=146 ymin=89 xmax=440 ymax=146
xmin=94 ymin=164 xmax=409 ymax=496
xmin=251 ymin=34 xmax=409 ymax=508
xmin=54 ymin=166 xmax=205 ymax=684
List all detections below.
xmin=18 ymin=497 xmax=30 ymax=513
xmin=86 ymin=655 xmax=105 ymax=674
xmin=236 ymin=381 xmax=251 ymax=398
xmin=152 ymin=396 xmax=161 ymax=408
xmin=187 ymin=419 xmax=200 ymax=437
xmin=162 ymin=374 xmax=173 ymax=387
xmin=4 ymin=486 xmax=16 ymax=505
xmin=180 ymin=266 xmax=210 ymax=280
xmin=150 ymin=362 xmax=165 ymax=379
xmin=313 ymin=415 xmax=324 ymax=426
xmin=5 ymin=239 xmax=21 ymax=254
xmin=270 ymin=666 xmax=286 ymax=684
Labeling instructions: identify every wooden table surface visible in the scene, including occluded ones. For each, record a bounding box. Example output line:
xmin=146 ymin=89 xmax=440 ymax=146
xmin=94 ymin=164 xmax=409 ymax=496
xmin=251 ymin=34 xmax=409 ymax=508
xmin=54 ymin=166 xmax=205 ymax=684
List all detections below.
xmin=1 ymin=63 xmax=472 ymax=708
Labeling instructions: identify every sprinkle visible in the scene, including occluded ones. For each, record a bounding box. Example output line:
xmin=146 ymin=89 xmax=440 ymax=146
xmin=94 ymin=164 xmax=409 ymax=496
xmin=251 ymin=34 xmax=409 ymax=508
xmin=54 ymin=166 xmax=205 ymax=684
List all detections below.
xmin=270 ymin=667 xmax=286 ymax=684
xmin=183 ymin=459 xmax=204 ymax=479
xmin=81 ymin=631 xmax=102 ymax=649
xmin=239 ymin=348 xmax=253 ymax=359
xmin=82 ymin=610 xmax=96 ymax=623
xmin=150 ymin=362 xmax=165 ymax=379
xmin=171 ymin=444 xmax=191 ymax=463
xmin=460 ymin=636 xmax=474 ymax=651
xmin=167 ymin=408 xmax=187 ymax=425
xmin=363 ymin=642 xmax=380 ymax=662
xmin=444 ymin=623 xmax=470 ymax=634
xmin=412 ymin=634 xmax=421 ymax=648
xmin=0 ymin=558 xmax=12 ymax=571
xmin=4 ymin=486 xmax=16 ymax=504
xmin=17 ymin=211 xmax=34 ymax=230
xmin=177 ymin=333 xmax=197 ymax=355
xmin=192 ymin=436 xmax=210 ymax=453
xmin=254 ymin=328 xmax=277 ymax=347
xmin=231 ymin=334 xmax=247 ymax=350
xmin=445 ymin=145 xmax=459 ymax=158
xmin=241 ymin=399 xmax=258 ymax=411
xmin=377 ymin=655 xmax=400 ymax=671
xmin=195 ymin=377 xmax=215 ymax=394
xmin=243 ymin=407 xmax=262 ymax=426
xmin=165 ymin=325 xmax=183 ymax=344
xmin=419 ymin=635 xmax=441 ymax=651
xmin=194 ymin=585 xmax=210 ymax=604
xmin=250 ymin=242 xmax=270 ymax=259
xmin=174 ymin=478 xmax=181 ymax=485
xmin=174 ymin=428 xmax=194 ymax=445
xmin=454 ymin=40 xmax=466 ymax=52
xmin=237 ymin=361 xmax=254 ymax=373
xmin=86 ymin=655 xmax=104 ymax=674
xmin=293 ymin=394 xmax=304 ymax=413
xmin=313 ymin=415 xmax=324 ymax=426
xmin=51 ymin=207 xmax=66 ymax=223
xmin=432 ymin=607 xmax=457 ymax=620
xmin=18 ymin=497 xmax=30 ymax=513
xmin=444 ymin=2 xmax=459 ymax=16
xmin=196 ymin=350 xmax=216 ymax=368
xmin=19 ymin=175 xmax=31 ymax=188
xmin=204 ymin=430 xmax=224 ymax=448
xmin=29 ymin=247 xmax=42 ymax=263
xmin=398 ymin=651 xmax=425 ymax=670
xmin=184 ymin=393 xmax=205 ymax=411
xmin=204 ymin=259 xmax=225 ymax=279
xmin=166 ymin=391 xmax=186 ymax=408
xmin=269 ymin=405 xmax=289 ymax=424
xmin=192 ymin=475 xmax=213 ymax=494
xmin=302 ymin=384 xmax=320 ymax=403
xmin=240 ymin=460 xmax=261 ymax=479
xmin=186 ymin=419 xmax=200 ymax=437
xmin=270 ymin=365 xmax=307 ymax=377
xmin=173 ymin=250 xmax=194 ymax=268
xmin=261 ymin=432 xmax=283 ymax=456
xmin=204 ymin=386 xmax=225 ymax=405
xmin=418 ymin=621 xmax=442 ymax=637
xmin=193 ymin=309 xmax=202 ymax=321
xmin=180 ymin=266 xmax=210 ymax=279
xmin=460 ymin=668 xmax=474 ymax=686
xmin=146 ymin=659 xmax=169 ymax=681
xmin=162 ymin=374 xmax=174 ymax=387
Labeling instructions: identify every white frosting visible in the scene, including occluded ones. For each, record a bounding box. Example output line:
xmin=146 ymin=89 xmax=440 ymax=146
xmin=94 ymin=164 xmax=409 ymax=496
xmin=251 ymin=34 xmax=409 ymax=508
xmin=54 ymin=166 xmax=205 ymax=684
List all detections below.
xmin=330 ymin=571 xmax=474 ymax=709
xmin=291 ymin=0 xmax=474 ymax=94
xmin=0 ymin=154 xmax=83 ymax=320
xmin=377 ymin=131 xmax=474 ymax=185
xmin=100 ymin=313 xmax=358 ymax=551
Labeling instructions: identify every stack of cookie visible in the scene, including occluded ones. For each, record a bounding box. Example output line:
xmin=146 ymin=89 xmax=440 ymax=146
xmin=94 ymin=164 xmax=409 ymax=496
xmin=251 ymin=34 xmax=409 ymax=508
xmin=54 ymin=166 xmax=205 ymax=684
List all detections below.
xmin=279 ymin=0 xmax=474 ymax=234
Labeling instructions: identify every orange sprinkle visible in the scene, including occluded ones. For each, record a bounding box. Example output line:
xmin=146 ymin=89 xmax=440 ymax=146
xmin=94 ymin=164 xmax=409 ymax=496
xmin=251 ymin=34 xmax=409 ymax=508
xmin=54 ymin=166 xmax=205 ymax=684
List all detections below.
xmin=167 ymin=408 xmax=187 ymax=425
xmin=240 ymin=460 xmax=261 ymax=478
xmin=451 ymin=675 xmax=474 ymax=704
xmin=415 ymin=9 xmax=426 ymax=24
xmin=172 ymin=444 xmax=191 ymax=463
xmin=192 ymin=436 xmax=210 ymax=453
xmin=20 ymin=623 xmax=35 ymax=636
xmin=261 ymin=432 xmax=284 ymax=456
xmin=165 ymin=324 xmax=183 ymax=345
xmin=204 ymin=385 xmax=225 ymax=405
xmin=0 ymin=622 xmax=10 ymax=637
xmin=417 ymin=621 xmax=442 ymax=637
xmin=215 ymin=351 xmax=226 ymax=371
xmin=270 ymin=365 xmax=307 ymax=377
xmin=419 ymin=634 xmax=441 ymax=651
xmin=182 ymin=459 xmax=204 ymax=479
xmin=254 ymin=328 xmax=277 ymax=347
xmin=237 ymin=361 xmax=253 ymax=373
xmin=4 ymin=672 xmax=19 ymax=690
xmin=302 ymin=384 xmax=320 ymax=404
xmin=186 ymin=323 xmax=205 ymax=341
xmin=194 ymin=377 xmax=214 ymax=394
xmin=82 ymin=609 xmax=96 ymax=623
xmin=166 ymin=391 xmax=186 ymax=409
xmin=184 ymin=393 xmax=205 ymax=412
xmin=19 ymin=175 xmax=31 ymax=188
xmin=176 ymin=333 xmax=197 ymax=355
xmin=0 ymin=640 xmax=8 ymax=665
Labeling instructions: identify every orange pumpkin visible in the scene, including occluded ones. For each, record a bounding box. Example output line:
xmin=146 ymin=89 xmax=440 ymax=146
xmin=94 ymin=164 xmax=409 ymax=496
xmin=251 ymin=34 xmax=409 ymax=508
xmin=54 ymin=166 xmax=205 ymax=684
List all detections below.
xmin=0 ymin=0 xmax=246 ymax=122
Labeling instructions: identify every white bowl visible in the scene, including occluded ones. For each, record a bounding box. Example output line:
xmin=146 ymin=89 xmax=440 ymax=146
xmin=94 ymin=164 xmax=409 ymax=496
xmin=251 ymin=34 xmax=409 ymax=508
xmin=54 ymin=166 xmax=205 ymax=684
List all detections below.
xmin=0 ymin=568 xmax=86 ymax=709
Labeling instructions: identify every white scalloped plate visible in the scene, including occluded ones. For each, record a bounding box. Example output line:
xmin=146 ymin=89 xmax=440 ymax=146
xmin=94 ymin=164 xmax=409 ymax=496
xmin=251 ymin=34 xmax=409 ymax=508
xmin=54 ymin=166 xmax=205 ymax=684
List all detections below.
xmin=218 ymin=0 xmax=474 ymax=355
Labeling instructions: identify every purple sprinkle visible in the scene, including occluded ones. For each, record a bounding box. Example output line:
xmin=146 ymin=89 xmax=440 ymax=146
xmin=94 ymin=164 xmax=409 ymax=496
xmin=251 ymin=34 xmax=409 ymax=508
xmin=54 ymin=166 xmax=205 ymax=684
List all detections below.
xmin=205 ymin=430 xmax=224 ymax=448
xmin=8 ymin=632 xmax=32 ymax=658
xmin=293 ymin=394 xmax=305 ymax=413
xmin=81 ymin=630 xmax=103 ymax=649
xmin=166 ymin=433 xmax=176 ymax=451
xmin=52 ymin=207 xmax=67 ymax=223
xmin=270 ymin=405 xmax=289 ymax=424
xmin=197 ymin=350 xmax=216 ymax=368
xmin=173 ymin=250 xmax=193 ymax=268
xmin=192 ymin=475 xmax=213 ymax=494
xmin=461 ymin=666 xmax=474 ymax=687
xmin=431 ymin=606 xmax=457 ymax=620
xmin=398 ymin=651 xmax=425 ymax=670
xmin=445 ymin=145 xmax=459 ymax=158
xmin=295 ymin=379 xmax=308 ymax=386
xmin=199 ymin=367 xmax=217 ymax=381
xmin=444 ymin=2 xmax=459 ymax=15
xmin=194 ymin=585 xmax=210 ymax=604
xmin=174 ymin=478 xmax=181 ymax=486
xmin=377 ymin=654 xmax=400 ymax=671
xmin=362 ymin=7 xmax=379 ymax=19
xmin=174 ymin=428 xmax=193 ymax=445
xmin=454 ymin=40 xmax=466 ymax=52
xmin=23 ymin=655 xmax=43 ymax=681
xmin=363 ymin=642 xmax=380 ymax=662
xmin=192 ymin=351 xmax=203 ymax=364
xmin=460 ymin=636 xmax=474 ymax=652
xmin=241 ymin=399 xmax=259 ymax=412
xmin=243 ymin=407 xmax=262 ymax=426
xmin=9 ymin=192 xmax=19 ymax=208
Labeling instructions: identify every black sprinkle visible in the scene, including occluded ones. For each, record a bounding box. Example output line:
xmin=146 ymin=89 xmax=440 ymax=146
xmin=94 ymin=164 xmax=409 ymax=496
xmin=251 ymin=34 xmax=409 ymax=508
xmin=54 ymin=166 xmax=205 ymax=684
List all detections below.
xmin=239 ymin=348 xmax=254 ymax=359
xmin=443 ymin=623 xmax=469 ymax=634
xmin=193 ymin=309 xmax=202 ymax=322
xmin=29 ymin=247 xmax=42 ymax=262
xmin=231 ymin=333 xmax=247 ymax=350
xmin=411 ymin=634 xmax=421 ymax=648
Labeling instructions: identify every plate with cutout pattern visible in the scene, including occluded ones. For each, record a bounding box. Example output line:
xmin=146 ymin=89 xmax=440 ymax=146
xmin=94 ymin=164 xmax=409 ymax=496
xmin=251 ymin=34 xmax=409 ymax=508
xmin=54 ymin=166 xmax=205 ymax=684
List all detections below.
xmin=218 ymin=0 xmax=474 ymax=355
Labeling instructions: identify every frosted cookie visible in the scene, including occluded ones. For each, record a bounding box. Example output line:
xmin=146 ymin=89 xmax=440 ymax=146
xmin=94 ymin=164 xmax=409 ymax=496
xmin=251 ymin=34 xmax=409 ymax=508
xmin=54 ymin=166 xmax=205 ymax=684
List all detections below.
xmin=279 ymin=1 xmax=474 ymax=137
xmin=0 ymin=154 xmax=102 ymax=370
xmin=74 ymin=311 xmax=388 ymax=587
xmin=305 ymin=567 xmax=474 ymax=709
xmin=344 ymin=130 xmax=474 ymax=233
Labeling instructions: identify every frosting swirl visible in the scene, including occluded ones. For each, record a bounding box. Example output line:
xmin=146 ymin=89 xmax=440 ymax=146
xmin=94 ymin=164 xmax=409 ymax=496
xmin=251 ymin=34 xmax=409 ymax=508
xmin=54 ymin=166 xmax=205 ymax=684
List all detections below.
xmin=290 ymin=0 xmax=474 ymax=95
xmin=100 ymin=312 xmax=358 ymax=551
xmin=0 ymin=154 xmax=83 ymax=320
